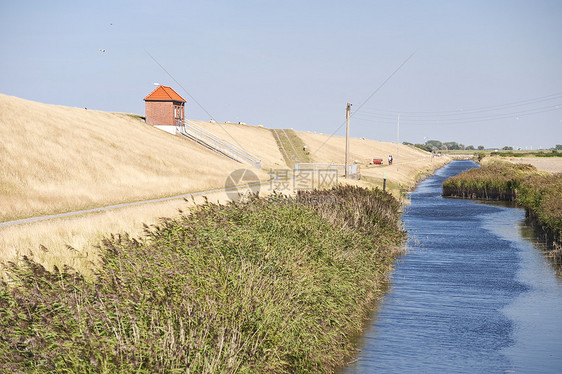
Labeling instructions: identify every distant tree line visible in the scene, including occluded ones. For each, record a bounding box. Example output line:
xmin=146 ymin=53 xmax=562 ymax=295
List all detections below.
xmin=402 ymin=140 xmax=486 ymax=152
xmin=403 ymin=140 xmax=561 ymax=152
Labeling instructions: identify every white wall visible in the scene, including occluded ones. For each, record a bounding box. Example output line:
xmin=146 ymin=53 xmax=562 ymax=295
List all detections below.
xmin=154 ymin=125 xmax=177 ymax=135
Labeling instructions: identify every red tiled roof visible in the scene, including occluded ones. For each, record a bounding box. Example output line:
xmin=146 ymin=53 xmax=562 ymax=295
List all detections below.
xmin=144 ymin=85 xmax=186 ymax=102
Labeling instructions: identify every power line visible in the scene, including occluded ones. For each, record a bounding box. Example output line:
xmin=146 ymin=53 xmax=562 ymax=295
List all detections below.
xmin=358 ymin=91 xmax=562 ymax=117
xmin=354 ymin=104 xmax=562 ymax=126
xmin=351 ymin=51 xmax=417 ymax=117
xmin=311 ymin=51 xmax=416 ymax=156
xmin=356 ymin=103 xmax=562 ymax=122
xmin=145 ymin=50 xmax=247 ymax=150
xmin=145 ymin=50 xmax=216 ymax=122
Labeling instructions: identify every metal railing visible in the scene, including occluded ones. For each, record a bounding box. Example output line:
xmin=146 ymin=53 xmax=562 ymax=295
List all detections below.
xmin=176 ymin=120 xmax=261 ymax=169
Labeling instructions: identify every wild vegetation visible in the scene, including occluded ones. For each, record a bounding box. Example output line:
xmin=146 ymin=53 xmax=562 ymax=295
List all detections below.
xmin=518 ymin=173 xmax=562 ymax=245
xmin=0 ymin=185 xmax=405 ymax=373
xmin=442 ymin=161 xmax=538 ymax=201
xmin=442 ymin=161 xmax=562 ymax=271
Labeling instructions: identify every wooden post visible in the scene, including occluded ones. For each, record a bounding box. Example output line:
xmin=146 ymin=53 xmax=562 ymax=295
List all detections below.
xmin=345 ymin=102 xmax=351 ymax=178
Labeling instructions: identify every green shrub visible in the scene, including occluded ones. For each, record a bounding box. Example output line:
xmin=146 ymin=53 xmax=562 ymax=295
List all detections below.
xmin=475 ymin=152 xmax=486 ymax=162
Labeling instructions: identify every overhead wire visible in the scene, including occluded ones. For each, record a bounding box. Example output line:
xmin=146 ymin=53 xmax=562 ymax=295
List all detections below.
xmin=352 ymin=91 xmax=562 ymax=127
xmin=357 ymin=91 xmax=562 ymax=117
xmin=354 ymin=107 xmax=562 ymax=127
xmin=145 ymin=50 xmax=247 ymax=149
xmin=355 ymin=103 xmax=562 ymax=124
xmin=311 ymin=51 xmax=417 ymax=157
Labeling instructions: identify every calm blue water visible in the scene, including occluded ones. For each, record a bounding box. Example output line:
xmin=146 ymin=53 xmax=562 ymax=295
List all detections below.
xmin=342 ymin=160 xmax=562 ymax=373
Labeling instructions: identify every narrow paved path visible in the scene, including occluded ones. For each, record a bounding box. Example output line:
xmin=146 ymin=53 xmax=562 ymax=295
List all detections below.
xmin=0 ymin=181 xmax=267 ymax=228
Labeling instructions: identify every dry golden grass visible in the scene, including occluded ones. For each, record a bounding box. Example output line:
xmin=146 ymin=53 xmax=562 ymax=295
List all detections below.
xmin=0 ymin=188 xmax=243 ymax=279
xmin=0 ymin=94 xmax=271 ymax=222
xmin=192 ymin=120 xmax=287 ymax=170
xmin=296 ymin=131 xmax=451 ymax=190
xmin=504 ymin=157 xmax=562 ymax=174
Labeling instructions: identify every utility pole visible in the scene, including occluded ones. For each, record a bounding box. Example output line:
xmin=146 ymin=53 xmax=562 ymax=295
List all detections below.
xmin=345 ymin=102 xmax=352 ymax=178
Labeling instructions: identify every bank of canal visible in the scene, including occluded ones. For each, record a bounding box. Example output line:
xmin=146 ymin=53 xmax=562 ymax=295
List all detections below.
xmin=343 ymin=160 xmax=562 ymax=373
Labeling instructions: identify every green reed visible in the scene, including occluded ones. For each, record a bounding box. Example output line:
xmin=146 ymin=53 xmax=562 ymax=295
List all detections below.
xmin=442 ymin=161 xmax=562 ymax=262
xmin=0 ymin=185 xmax=405 ymax=373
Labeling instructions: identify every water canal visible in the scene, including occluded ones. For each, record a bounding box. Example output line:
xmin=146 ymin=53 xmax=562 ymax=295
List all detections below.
xmin=342 ymin=160 xmax=562 ymax=373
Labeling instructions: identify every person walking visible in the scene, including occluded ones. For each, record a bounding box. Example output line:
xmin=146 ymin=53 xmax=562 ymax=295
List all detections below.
xmin=388 ymin=155 xmax=393 ymax=165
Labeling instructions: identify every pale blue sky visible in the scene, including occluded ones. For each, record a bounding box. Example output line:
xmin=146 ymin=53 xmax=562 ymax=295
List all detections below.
xmin=1 ymin=0 xmax=561 ymax=149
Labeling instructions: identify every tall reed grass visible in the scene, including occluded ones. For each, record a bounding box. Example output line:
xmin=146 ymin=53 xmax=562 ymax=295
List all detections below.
xmin=442 ymin=161 xmax=562 ymax=271
xmin=442 ymin=160 xmax=538 ymax=200
xmin=518 ymin=173 xmax=562 ymax=244
xmin=0 ymin=185 xmax=405 ymax=373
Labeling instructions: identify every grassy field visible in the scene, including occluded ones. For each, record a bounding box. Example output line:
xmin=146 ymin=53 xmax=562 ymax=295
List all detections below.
xmin=270 ymin=129 xmax=313 ymax=168
xmin=502 ymin=157 xmax=562 ymax=174
xmin=296 ymin=131 xmax=451 ymax=192
xmin=0 ymin=94 xmax=453 ymax=371
xmin=0 ymin=186 xmax=406 ymax=373
xmin=0 ymin=94 xmax=275 ymax=223
xmin=443 ymin=149 xmax=562 ymax=158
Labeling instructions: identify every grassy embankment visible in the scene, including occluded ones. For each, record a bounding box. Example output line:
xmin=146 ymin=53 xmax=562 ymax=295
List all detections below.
xmin=0 ymin=94 xmax=285 ymax=275
xmin=442 ymin=160 xmax=562 ymax=270
xmin=270 ymin=128 xmax=313 ymax=168
xmin=0 ymin=95 xmax=274 ymax=223
xmin=0 ymin=185 xmax=405 ymax=373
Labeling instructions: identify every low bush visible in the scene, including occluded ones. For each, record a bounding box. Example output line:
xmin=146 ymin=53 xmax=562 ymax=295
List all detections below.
xmin=0 ymin=185 xmax=405 ymax=373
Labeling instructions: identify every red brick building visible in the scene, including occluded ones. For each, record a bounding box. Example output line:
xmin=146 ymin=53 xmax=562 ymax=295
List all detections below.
xmin=144 ymin=85 xmax=186 ymax=127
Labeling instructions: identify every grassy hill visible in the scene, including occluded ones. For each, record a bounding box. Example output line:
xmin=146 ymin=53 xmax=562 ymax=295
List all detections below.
xmin=0 ymin=94 xmax=279 ymax=222
xmin=297 ymin=131 xmax=446 ymax=190
xmin=195 ymin=121 xmax=448 ymax=193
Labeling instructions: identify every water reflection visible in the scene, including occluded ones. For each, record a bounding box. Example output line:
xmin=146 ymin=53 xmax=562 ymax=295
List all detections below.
xmin=341 ymin=160 xmax=562 ymax=374
xmin=520 ymin=219 xmax=562 ymax=278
